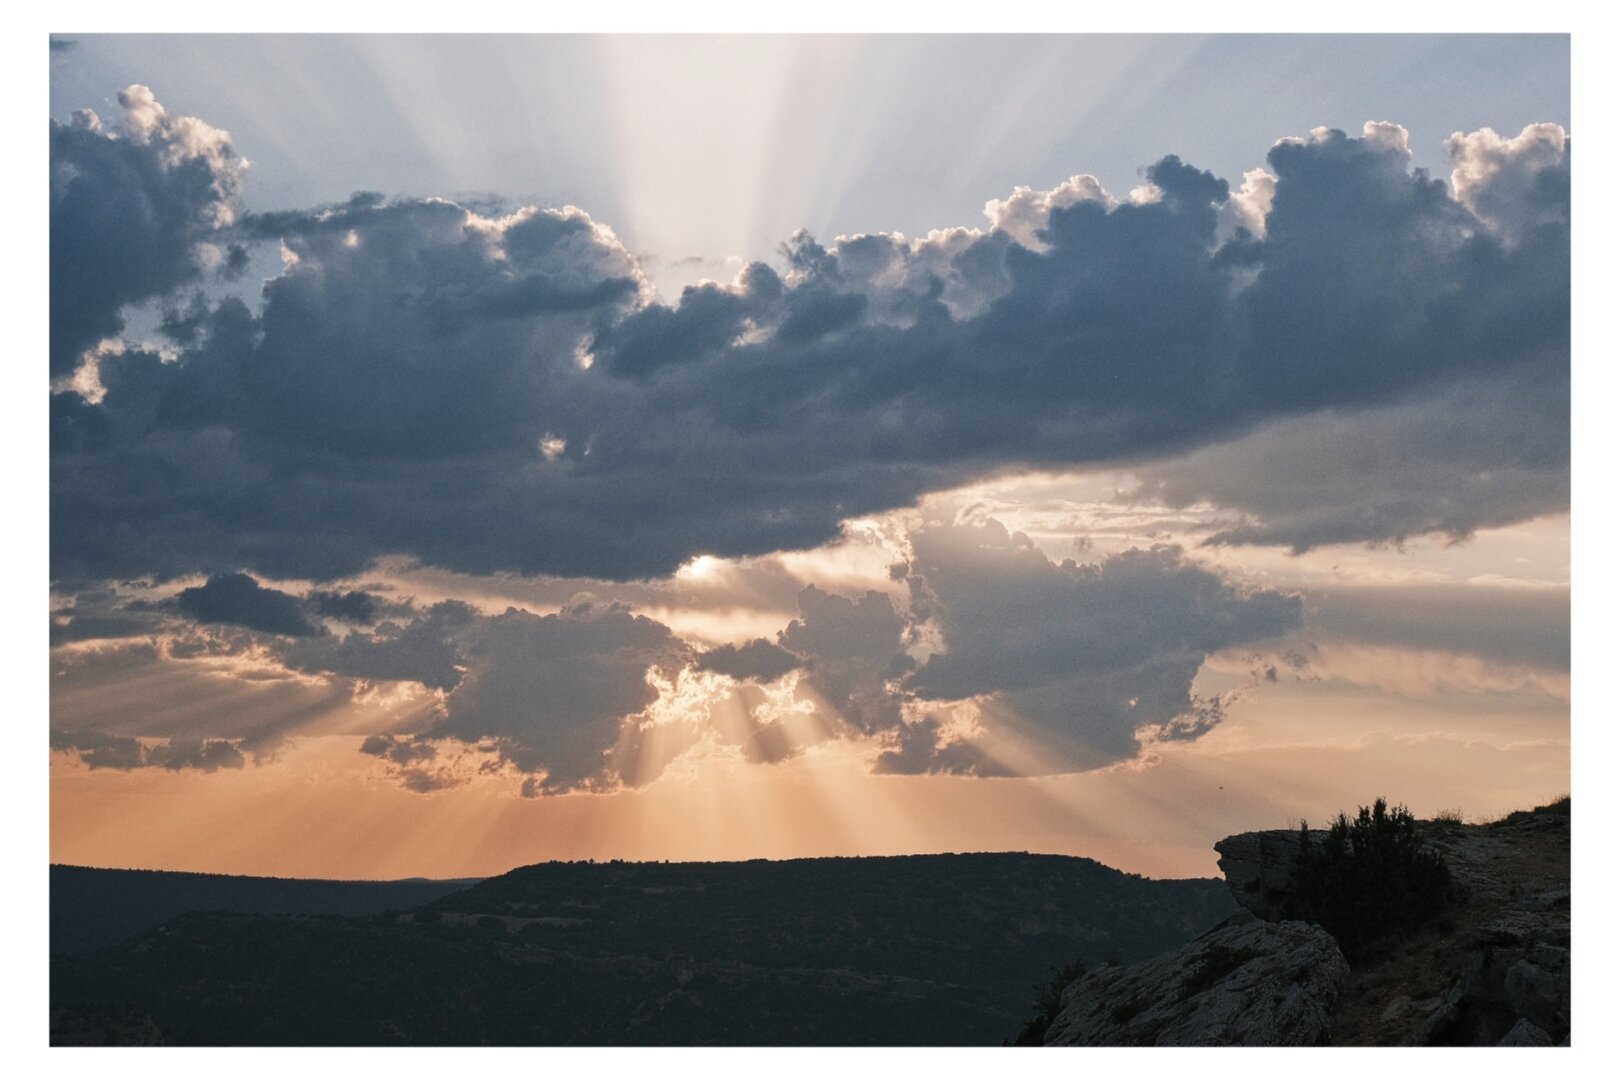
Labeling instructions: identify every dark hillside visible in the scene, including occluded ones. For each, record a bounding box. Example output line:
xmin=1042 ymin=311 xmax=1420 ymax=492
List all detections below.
xmin=50 ymin=864 xmax=482 ymax=954
xmin=52 ymin=852 xmax=1235 ymax=1045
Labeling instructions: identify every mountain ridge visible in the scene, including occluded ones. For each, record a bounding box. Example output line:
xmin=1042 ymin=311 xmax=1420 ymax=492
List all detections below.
xmin=51 ymin=850 xmax=1236 ymax=1045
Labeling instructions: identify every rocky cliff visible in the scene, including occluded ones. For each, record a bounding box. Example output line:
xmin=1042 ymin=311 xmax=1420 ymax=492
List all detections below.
xmin=1044 ymin=798 xmax=1570 ymax=1047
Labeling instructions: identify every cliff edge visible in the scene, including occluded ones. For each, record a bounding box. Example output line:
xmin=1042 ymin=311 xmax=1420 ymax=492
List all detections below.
xmin=1044 ymin=798 xmax=1570 ymax=1047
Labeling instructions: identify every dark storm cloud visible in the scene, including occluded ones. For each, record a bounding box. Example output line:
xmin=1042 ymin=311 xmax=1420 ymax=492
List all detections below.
xmin=50 ymin=89 xmax=1571 ymax=586
xmin=50 ymin=86 xmax=245 ymax=378
xmin=173 ymin=573 xmax=319 ymax=637
xmin=693 ymin=638 xmax=804 ymax=683
xmin=881 ymin=517 xmax=1302 ymax=774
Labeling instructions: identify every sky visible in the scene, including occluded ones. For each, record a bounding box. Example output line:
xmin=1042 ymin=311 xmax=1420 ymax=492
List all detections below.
xmin=47 ymin=33 xmax=1571 ymax=880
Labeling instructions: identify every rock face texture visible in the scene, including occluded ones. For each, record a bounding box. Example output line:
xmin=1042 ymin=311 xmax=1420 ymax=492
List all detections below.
xmin=1044 ymin=916 xmax=1349 ymax=1046
xmin=1399 ymin=890 xmax=1571 ymax=1045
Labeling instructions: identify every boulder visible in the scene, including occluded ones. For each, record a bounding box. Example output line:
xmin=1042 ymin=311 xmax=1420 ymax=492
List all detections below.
xmin=1211 ymin=829 xmax=1323 ymax=921
xmin=1043 ymin=919 xmax=1348 ymax=1046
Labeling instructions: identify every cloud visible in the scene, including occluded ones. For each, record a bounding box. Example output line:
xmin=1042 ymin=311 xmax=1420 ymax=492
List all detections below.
xmin=280 ymin=599 xmax=475 ymax=691
xmin=1306 ymin=582 xmax=1569 ymax=672
xmin=1137 ymin=374 xmax=1569 ymax=552
xmin=50 ymin=86 xmax=245 ymax=379
xmin=144 ymin=737 xmax=246 ymax=772
xmin=983 ymin=173 xmax=1114 ymax=250
xmin=50 ymin=729 xmax=145 ymax=770
xmin=426 ymin=603 xmax=693 ymax=793
xmin=51 ymin=586 xmax=698 ymax=792
xmin=51 ymin=587 xmax=166 ymax=646
xmin=359 ymin=733 xmax=439 ymax=766
xmin=887 ymin=516 xmax=1302 ymax=773
xmin=904 ymin=518 xmax=1301 ymax=699
xmin=780 ymin=585 xmax=910 ymax=736
xmin=50 ymin=730 xmax=249 ymax=772
xmin=49 ymin=510 xmax=1322 ymax=788
xmin=871 ymin=713 xmax=1013 ymax=778
xmin=172 ymin=573 xmax=319 ymax=637
xmin=357 ymin=734 xmax=472 ymax=792
xmin=50 ymin=100 xmax=1569 ymax=587
xmin=1446 ymin=123 xmax=1570 ymax=243
xmin=307 ymin=589 xmax=382 ymax=624
xmin=693 ymin=638 xmax=803 ymax=682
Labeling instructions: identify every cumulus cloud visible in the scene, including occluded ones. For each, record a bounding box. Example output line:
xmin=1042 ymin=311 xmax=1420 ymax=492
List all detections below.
xmin=50 ymin=86 xmax=246 ymax=379
xmin=1215 ymin=168 xmax=1276 ymax=242
xmin=888 ymin=516 xmax=1302 ymax=772
xmin=1447 ymin=123 xmax=1570 ymax=242
xmin=46 ymin=95 xmax=1570 ymax=789
xmin=50 ymin=101 xmax=1569 ymax=587
xmin=426 ymin=603 xmax=693 ymax=793
xmin=983 ymin=173 xmax=1114 ymax=249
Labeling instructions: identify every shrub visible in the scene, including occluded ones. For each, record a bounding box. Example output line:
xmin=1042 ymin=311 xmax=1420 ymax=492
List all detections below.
xmin=1284 ymin=797 xmax=1454 ymax=961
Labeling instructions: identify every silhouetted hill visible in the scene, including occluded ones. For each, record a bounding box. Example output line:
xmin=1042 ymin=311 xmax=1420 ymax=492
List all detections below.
xmin=51 ymin=852 xmax=1235 ymax=1046
xmin=50 ymin=865 xmax=482 ymax=954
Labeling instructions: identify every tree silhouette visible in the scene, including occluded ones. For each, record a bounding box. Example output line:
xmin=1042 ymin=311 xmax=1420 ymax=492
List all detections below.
xmin=1285 ymin=797 xmax=1454 ymax=961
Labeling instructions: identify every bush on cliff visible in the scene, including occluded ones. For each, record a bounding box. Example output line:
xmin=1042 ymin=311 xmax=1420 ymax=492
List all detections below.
xmin=1285 ymin=797 xmax=1454 ymax=961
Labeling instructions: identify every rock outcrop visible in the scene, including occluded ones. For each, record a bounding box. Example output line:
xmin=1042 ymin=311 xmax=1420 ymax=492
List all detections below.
xmin=1042 ymin=797 xmax=1570 ymax=1047
xmin=1212 ymin=828 xmax=1323 ymax=921
xmin=1044 ymin=915 xmax=1349 ymax=1046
